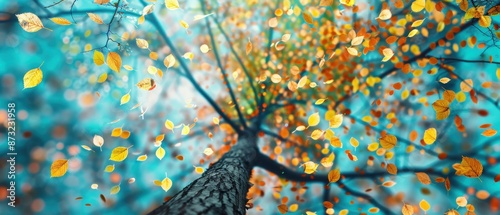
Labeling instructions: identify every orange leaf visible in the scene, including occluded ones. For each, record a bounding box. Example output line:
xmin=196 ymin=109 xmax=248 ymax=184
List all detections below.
xmin=380 ymin=134 xmax=397 ymax=150
xmin=415 ymin=172 xmax=431 ymax=185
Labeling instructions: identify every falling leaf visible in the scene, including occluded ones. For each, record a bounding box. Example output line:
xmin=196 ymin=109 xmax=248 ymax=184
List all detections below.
xmin=50 ymin=17 xmax=72 ymax=25
xmin=402 ymin=203 xmax=414 ymax=215
xmin=194 ymin=166 xmax=204 ymax=174
xmin=456 ymin=196 xmax=467 ymax=207
xmin=303 ymin=12 xmax=313 ymax=24
xmin=136 ymin=78 xmax=156 ymax=91
xmin=50 ymin=159 xmax=68 ymax=177
xmin=137 ymin=155 xmax=148 ymax=161
xmin=458 ymin=156 xmax=483 ymax=178
xmin=109 ymin=146 xmax=129 ymax=162
xmin=408 ymin=29 xmax=419 ymax=37
xmin=120 ymin=92 xmax=130 ymax=105
xmin=329 ymin=114 xmax=343 ymax=128
xmin=110 ymin=185 xmax=120 ymax=195
xmin=415 ymin=172 xmax=431 ymax=185
xmin=303 ymin=161 xmax=319 ymax=174
xmin=387 ymin=163 xmax=398 ymax=175
xmin=479 ymin=15 xmax=491 ymax=28
xmin=104 ymin=164 xmax=115 ymax=172
xmin=16 ymin=13 xmax=45 ymax=32
xmin=382 ymin=180 xmax=396 ymax=187
xmin=111 ymin=128 xmax=122 ymax=137
xmin=340 ymin=0 xmax=355 ymax=6
xmin=165 ymin=0 xmax=180 ymax=10
xmin=349 ymin=137 xmax=359 ymax=149
xmin=308 ymin=112 xmax=320 ymax=127
xmin=136 ymin=38 xmax=149 ymax=49
xmin=156 ymin=147 xmax=165 ymax=160
xmin=165 ymin=120 xmax=174 ymax=131
xmin=107 ymin=52 xmax=122 ymax=72
xmin=246 ymin=40 xmax=252 ymax=55
xmin=23 ymin=67 xmax=43 ymax=89
xmin=93 ymin=135 xmax=104 ymax=149
xmin=93 ymin=50 xmax=105 ymax=66
xmin=411 ymin=0 xmax=425 ymax=12
xmin=100 ymin=194 xmax=106 ymax=203
xmin=419 ymin=199 xmax=430 ymax=212
xmin=347 ymin=47 xmax=358 ymax=56
xmin=423 ymin=128 xmax=437 ymax=145
xmin=378 ymin=9 xmax=392 ymax=20
xmin=482 ymin=129 xmax=497 ymax=137
xmin=94 ymin=0 xmax=110 ymax=4
xmin=439 ymin=77 xmax=451 ymax=84
xmin=278 ymin=204 xmax=288 ymax=214
xmin=319 ymin=0 xmax=333 ymax=6
xmin=142 ymin=4 xmax=155 ymax=15
xmin=268 ymin=17 xmax=278 ymax=27
xmin=81 ymin=145 xmax=93 ymax=151
xmin=382 ymin=48 xmax=394 ymax=62
xmin=432 ymin=99 xmax=450 ymax=120
xmin=161 ymin=177 xmax=172 ymax=192
xmin=91 ymin=184 xmax=98 ymax=189
xmin=380 ymin=134 xmax=397 ymax=150
xmin=180 ymin=20 xmax=189 ymax=29
xmin=411 ymin=19 xmax=425 ymax=27
xmin=181 ymin=125 xmax=190 ymax=135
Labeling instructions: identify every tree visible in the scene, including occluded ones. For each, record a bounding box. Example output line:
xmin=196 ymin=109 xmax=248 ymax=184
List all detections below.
xmin=3 ymin=0 xmax=500 ymax=214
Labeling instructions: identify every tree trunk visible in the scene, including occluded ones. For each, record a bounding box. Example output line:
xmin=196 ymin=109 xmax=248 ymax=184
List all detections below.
xmin=147 ymin=134 xmax=257 ymax=215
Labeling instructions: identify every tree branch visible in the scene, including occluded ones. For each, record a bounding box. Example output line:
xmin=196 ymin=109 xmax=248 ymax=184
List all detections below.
xmin=201 ymin=1 xmax=248 ymax=130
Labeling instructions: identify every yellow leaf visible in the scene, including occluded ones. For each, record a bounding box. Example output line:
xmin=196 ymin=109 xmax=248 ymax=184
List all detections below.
xmin=161 ymin=177 xmax=172 ymax=192
xmin=156 ymin=146 xmax=165 ymax=160
xmin=165 ymin=120 xmax=174 ymax=131
xmin=419 ymin=199 xmax=430 ymax=212
xmin=23 ymin=67 xmax=43 ymax=89
xmin=308 ymin=112 xmax=320 ymax=127
xmin=479 ymin=15 xmax=491 ymax=28
xmin=465 ymin=6 xmax=485 ymax=20
xmin=120 ymin=92 xmax=130 ymax=105
xmin=456 ymin=196 xmax=467 ymax=207
xmin=147 ymin=66 xmax=157 ymax=75
xmin=423 ymin=128 xmax=437 ymax=145
xmin=94 ymin=0 xmax=110 ymax=4
xmin=315 ymin=98 xmax=326 ymax=105
xmin=311 ymin=129 xmax=323 ymax=140
xmin=303 ymin=12 xmax=313 ymax=24
xmin=352 ymin=77 xmax=359 ymax=92
xmin=411 ymin=0 xmax=425 ymax=12
xmin=163 ymin=54 xmax=176 ymax=68
xmin=110 ymin=185 xmax=120 ymax=195
xmin=50 ymin=159 xmax=68 ymax=177
xmin=180 ymin=20 xmax=189 ymax=29
xmin=328 ymin=168 xmax=341 ymax=182
xmin=194 ymin=166 xmax=204 ymax=174
xmin=137 ymin=154 xmax=148 ymax=161
xmin=93 ymin=50 xmax=105 ymax=66
xmin=380 ymin=134 xmax=397 ymax=150
xmin=138 ymin=15 xmax=145 ymax=25
xmin=329 ymin=114 xmax=343 ymax=128
xmin=212 ymin=117 xmax=220 ymax=125
xmin=349 ymin=137 xmax=359 ymax=148
xmin=81 ymin=145 xmax=93 ymax=151
xmin=411 ymin=19 xmax=425 ymax=27
xmin=183 ymin=52 xmax=194 ymax=61
xmin=97 ymin=73 xmax=108 ymax=83
xmin=339 ymin=0 xmax=355 ymax=7
xmin=303 ymin=161 xmax=319 ymax=174
xmin=136 ymin=38 xmax=149 ymax=49
xmin=136 ymin=78 xmax=156 ymax=91
xmin=439 ymin=77 xmax=451 ymax=84
xmin=330 ymin=136 xmax=342 ymax=148
xmin=402 ymin=203 xmax=414 ymax=215
xmin=456 ymin=91 xmax=466 ymax=102
xmin=298 ymin=76 xmax=308 ymax=88
xmin=382 ymin=48 xmax=394 ymax=62
xmin=153 ymin=180 xmax=162 ymax=186
xmin=408 ymin=29 xmax=419 ymax=37
xmin=104 ymin=164 xmax=115 ymax=172
xmin=181 ymin=125 xmax=190 ymax=135
xmin=50 ymin=17 xmax=72 ymax=25
xmin=368 ymin=142 xmax=379 ymax=151
xmin=165 ymin=0 xmax=180 ymax=10
xmin=432 ymin=99 xmax=450 ymax=120
xmin=109 ymin=146 xmax=129 ymax=162
xmin=107 ymin=52 xmax=122 ymax=72
xmin=111 ymin=127 xmax=122 ymax=137
xmin=142 ymin=4 xmax=155 ymax=15
xmin=351 ymin=36 xmax=364 ymax=46
xmin=16 ymin=12 xmax=45 ymax=32
xmin=378 ymin=9 xmax=392 ymax=20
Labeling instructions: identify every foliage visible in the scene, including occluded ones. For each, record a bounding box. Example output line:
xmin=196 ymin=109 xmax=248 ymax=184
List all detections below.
xmin=1 ymin=0 xmax=500 ymax=214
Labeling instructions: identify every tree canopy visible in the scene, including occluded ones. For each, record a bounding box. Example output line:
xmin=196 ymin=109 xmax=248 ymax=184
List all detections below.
xmin=1 ymin=0 xmax=500 ymax=214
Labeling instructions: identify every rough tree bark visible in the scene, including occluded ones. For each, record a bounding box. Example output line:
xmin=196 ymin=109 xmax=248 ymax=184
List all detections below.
xmin=147 ymin=133 xmax=258 ymax=215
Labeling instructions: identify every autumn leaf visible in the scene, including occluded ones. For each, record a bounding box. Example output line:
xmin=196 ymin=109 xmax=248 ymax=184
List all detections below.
xmin=380 ymin=134 xmax=397 ymax=150
xmin=110 ymin=185 xmax=120 ymax=195
xmin=401 ymin=203 xmax=414 ymax=215
xmin=93 ymin=135 xmax=104 ymax=150
xmin=16 ymin=12 xmax=45 ymax=32
xmin=109 ymin=146 xmax=129 ymax=162
xmin=50 ymin=17 xmax=72 ymax=25
xmin=329 ymin=114 xmax=343 ymax=128
xmin=411 ymin=0 xmax=425 ymax=12
xmin=419 ymin=199 xmax=430 ymax=212
xmin=156 ymin=146 xmax=165 ymax=160
xmin=137 ymin=155 xmax=147 ymax=161
xmin=423 ymin=128 xmax=437 ymax=145
xmin=458 ymin=156 xmax=483 ymax=178
xmin=432 ymin=99 xmax=450 ymax=120
xmin=387 ymin=163 xmax=398 ymax=175
xmin=136 ymin=38 xmax=149 ymax=49
xmin=107 ymin=52 xmax=122 ymax=72
xmin=303 ymin=161 xmax=319 ymax=174
xmin=137 ymin=78 xmax=156 ymax=91
xmin=165 ymin=0 xmax=180 ymax=10
xmin=93 ymin=50 xmax=105 ymax=66
xmin=120 ymin=91 xmax=131 ymax=105
xmin=23 ymin=67 xmax=43 ymax=89
xmin=88 ymin=13 xmax=104 ymax=24
xmin=51 ymin=159 xmax=68 ymax=177
xmin=161 ymin=176 xmax=172 ymax=192
xmin=415 ymin=172 xmax=431 ymax=185
xmin=308 ymin=112 xmax=320 ymax=127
